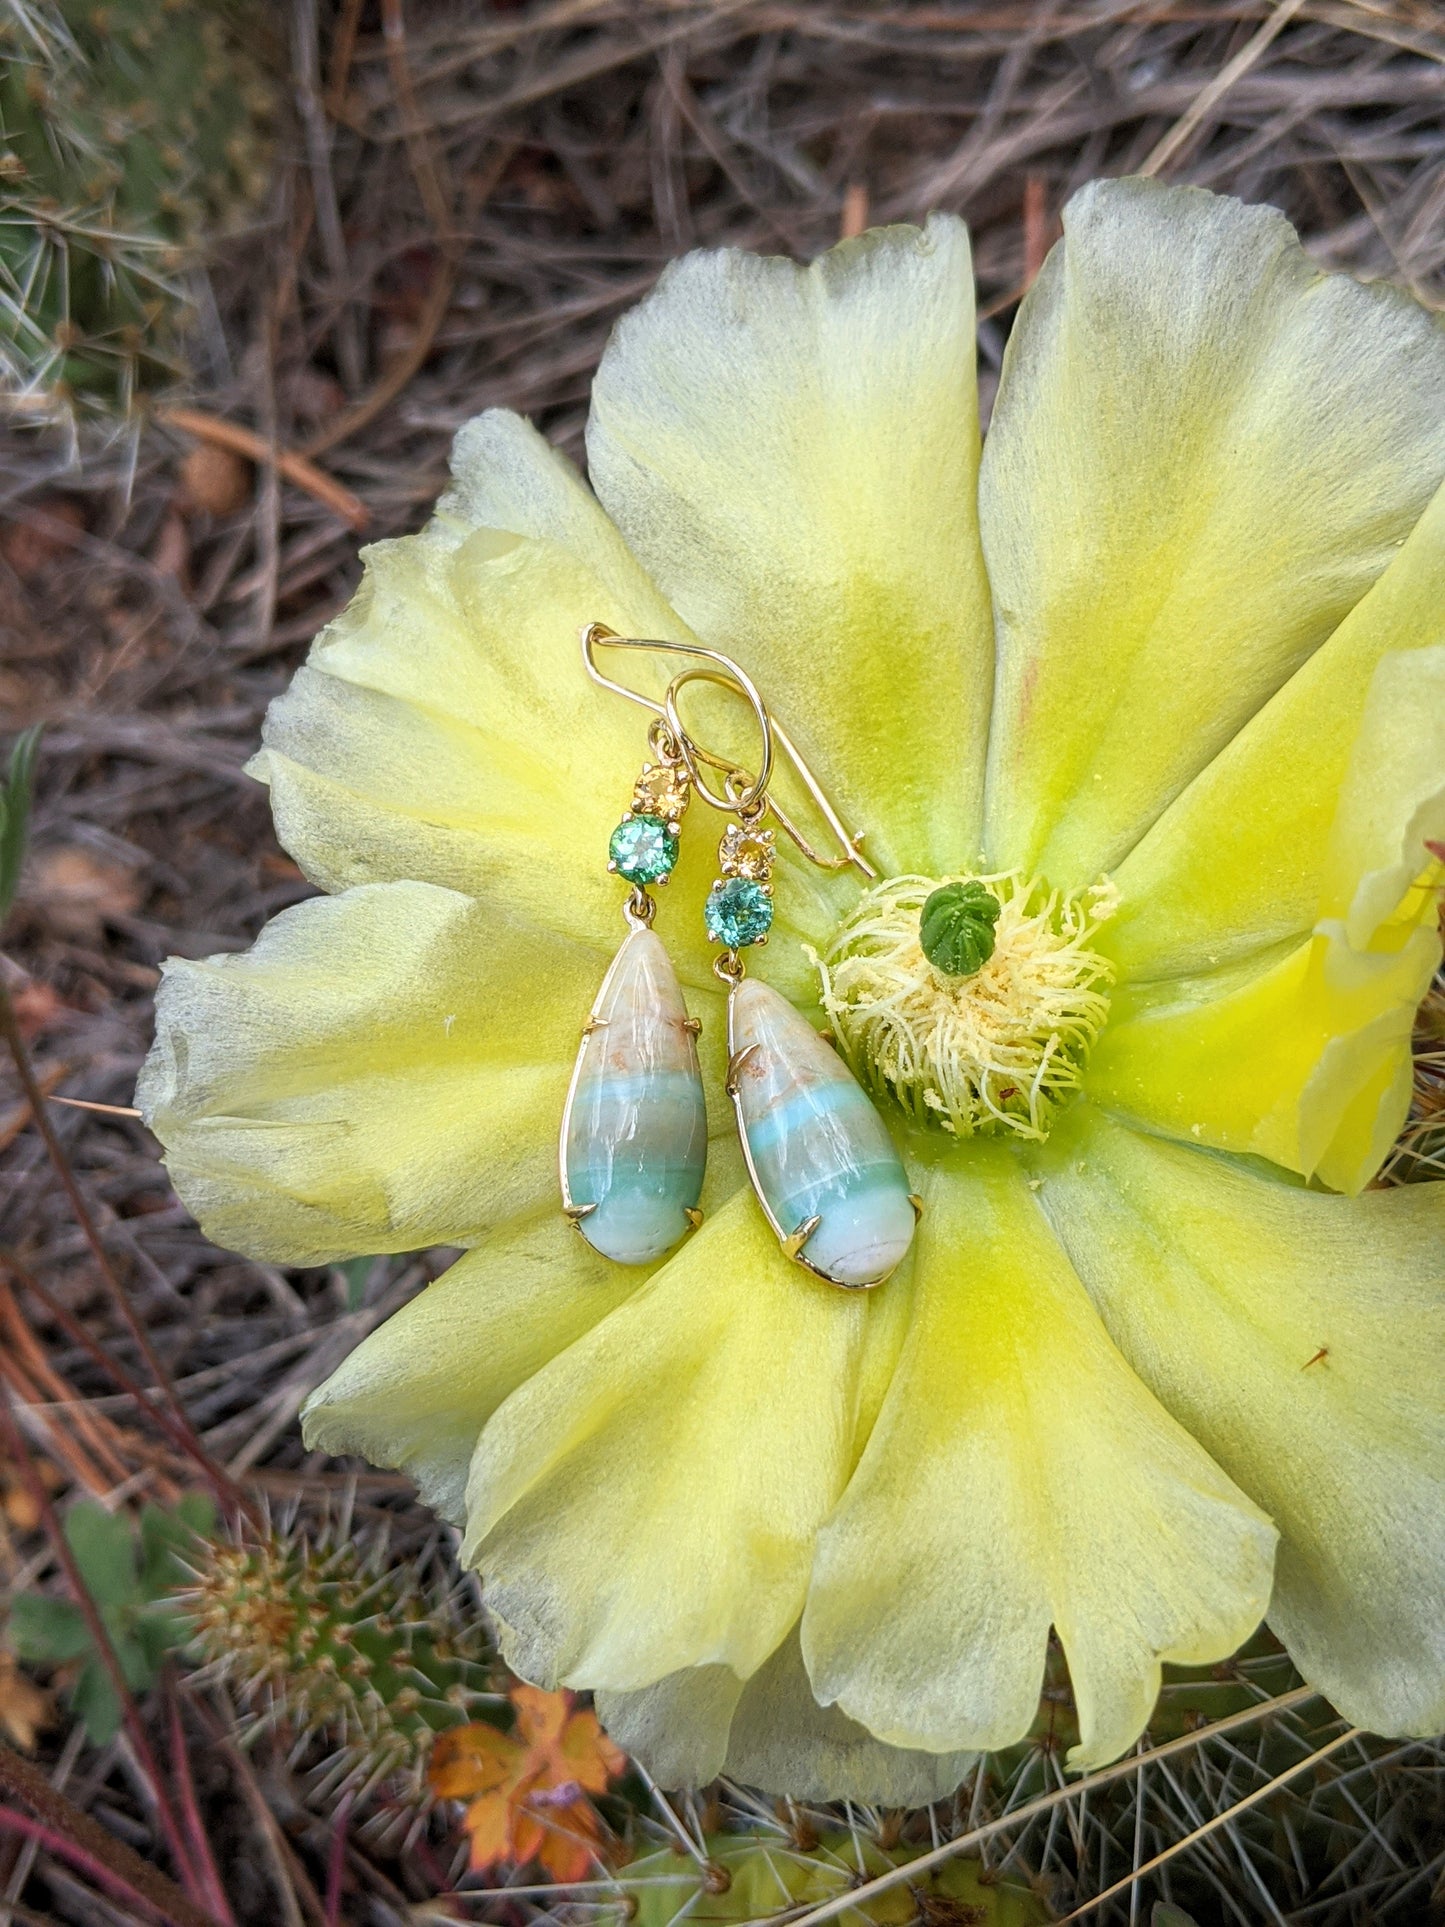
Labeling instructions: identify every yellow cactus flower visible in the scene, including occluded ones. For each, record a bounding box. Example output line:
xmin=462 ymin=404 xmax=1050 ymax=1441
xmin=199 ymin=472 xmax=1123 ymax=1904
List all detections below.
xmin=138 ymin=177 xmax=1445 ymax=1804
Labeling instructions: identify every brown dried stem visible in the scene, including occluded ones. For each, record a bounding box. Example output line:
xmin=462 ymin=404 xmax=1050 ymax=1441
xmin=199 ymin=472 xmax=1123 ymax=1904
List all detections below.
xmin=0 ymin=1745 xmax=219 ymax=1927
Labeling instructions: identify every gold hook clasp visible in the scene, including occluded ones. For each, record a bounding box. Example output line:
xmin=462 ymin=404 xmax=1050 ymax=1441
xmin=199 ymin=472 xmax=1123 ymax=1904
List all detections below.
xmin=580 ymin=622 xmax=774 ymax=810
xmin=664 ymin=668 xmax=874 ymax=878
xmin=580 ymin=621 xmax=874 ymax=881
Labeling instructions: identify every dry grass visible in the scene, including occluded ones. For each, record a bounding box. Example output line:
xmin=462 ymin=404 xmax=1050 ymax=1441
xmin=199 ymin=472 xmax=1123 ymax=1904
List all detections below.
xmin=1 ymin=2 xmax=1444 ymax=1922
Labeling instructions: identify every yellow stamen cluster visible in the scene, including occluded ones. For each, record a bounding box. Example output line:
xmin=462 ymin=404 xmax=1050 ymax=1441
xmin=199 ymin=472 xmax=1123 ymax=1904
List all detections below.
xmin=813 ymin=870 xmax=1117 ymax=1141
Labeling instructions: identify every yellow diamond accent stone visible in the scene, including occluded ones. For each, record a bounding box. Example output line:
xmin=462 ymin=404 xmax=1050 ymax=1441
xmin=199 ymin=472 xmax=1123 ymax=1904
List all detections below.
xmin=720 ymin=823 xmax=775 ymax=880
xmin=632 ymin=762 xmax=690 ymax=823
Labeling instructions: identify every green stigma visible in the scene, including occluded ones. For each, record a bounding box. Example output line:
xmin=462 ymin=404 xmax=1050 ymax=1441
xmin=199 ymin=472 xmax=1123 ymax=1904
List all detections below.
xmin=919 ymin=879 xmax=1001 ymax=977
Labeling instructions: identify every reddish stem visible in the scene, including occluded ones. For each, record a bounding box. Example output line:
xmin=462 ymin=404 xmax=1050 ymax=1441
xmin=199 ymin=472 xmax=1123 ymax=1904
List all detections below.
xmin=323 ymin=1793 xmax=351 ymax=1927
xmin=0 ymin=1747 xmax=220 ymax=1927
xmin=0 ymin=1253 xmax=257 ymax=1525
xmin=0 ymin=1392 xmax=199 ymax=1898
xmin=0 ymin=980 xmax=213 ymax=1475
xmin=164 ymin=1674 xmax=237 ymax=1927
xmin=0 ymin=1804 xmax=171 ymax=1925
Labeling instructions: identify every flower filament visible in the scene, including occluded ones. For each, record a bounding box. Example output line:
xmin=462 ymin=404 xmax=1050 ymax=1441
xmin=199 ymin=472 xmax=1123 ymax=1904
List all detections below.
xmin=814 ymin=869 xmax=1118 ymax=1141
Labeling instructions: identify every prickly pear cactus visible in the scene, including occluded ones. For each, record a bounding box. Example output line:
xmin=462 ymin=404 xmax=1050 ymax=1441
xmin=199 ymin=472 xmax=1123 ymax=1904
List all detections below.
xmin=622 ymin=1831 xmax=1052 ymax=1927
xmin=981 ymin=1628 xmax=1438 ymax=1921
xmin=179 ymin=1523 xmax=501 ymax=1804
xmin=0 ymin=0 xmax=276 ymax=425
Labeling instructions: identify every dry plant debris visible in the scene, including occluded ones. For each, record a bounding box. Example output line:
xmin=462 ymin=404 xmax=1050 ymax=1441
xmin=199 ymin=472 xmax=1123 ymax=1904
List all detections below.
xmin=429 ymin=1684 xmax=626 ymax=1882
xmin=1 ymin=2 xmax=1443 ymax=1923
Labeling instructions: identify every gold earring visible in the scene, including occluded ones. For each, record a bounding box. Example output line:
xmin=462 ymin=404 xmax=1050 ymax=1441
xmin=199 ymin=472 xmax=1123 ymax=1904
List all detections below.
xmin=557 ymin=629 xmax=715 ymax=1267
xmin=659 ymin=662 xmax=922 ymax=1291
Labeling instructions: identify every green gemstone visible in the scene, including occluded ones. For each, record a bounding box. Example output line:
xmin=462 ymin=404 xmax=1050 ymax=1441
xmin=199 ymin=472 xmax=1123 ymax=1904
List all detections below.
xmin=610 ymin=814 xmax=678 ymax=884
xmin=706 ymin=877 xmax=773 ymax=949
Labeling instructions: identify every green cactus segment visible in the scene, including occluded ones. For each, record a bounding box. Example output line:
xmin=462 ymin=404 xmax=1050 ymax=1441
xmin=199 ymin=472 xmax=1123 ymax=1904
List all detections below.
xmin=178 ymin=1527 xmax=502 ymax=1801
xmin=919 ymin=879 xmax=1002 ymax=977
xmin=624 ymin=1832 xmax=1052 ymax=1927
xmin=0 ymin=0 xmax=276 ymax=419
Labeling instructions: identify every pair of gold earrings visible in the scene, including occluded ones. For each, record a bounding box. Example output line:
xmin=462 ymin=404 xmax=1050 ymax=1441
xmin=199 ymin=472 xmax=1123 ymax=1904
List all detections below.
xmin=558 ymin=623 xmax=920 ymax=1291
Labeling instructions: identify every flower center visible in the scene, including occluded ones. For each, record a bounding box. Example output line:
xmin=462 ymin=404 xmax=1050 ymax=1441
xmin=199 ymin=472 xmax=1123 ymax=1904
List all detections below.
xmin=813 ymin=870 xmax=1118 ymax=1142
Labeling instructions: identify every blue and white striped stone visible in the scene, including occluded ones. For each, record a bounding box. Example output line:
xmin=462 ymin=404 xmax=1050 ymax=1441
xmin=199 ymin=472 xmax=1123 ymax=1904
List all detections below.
xmin=562 ymin=929 xmax=707 ymax=1266
xmin=727 ymin=978 xmax=916 ymax=1289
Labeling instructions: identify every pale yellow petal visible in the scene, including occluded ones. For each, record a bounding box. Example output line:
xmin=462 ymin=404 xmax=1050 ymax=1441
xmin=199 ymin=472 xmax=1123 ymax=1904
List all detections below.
xmin=1091 ymin=637 xmax=1445 ymax=1193
xmin=251 ymin=412 xmax=699 ymax=943
xmin=1108 ymin=480 xmax=1445 ymax=981
xmin=1094 ymin=684 xmax=1441 ymax=1196
xmin=1087 ymin=928 xmax=1436 ymax=1196
xmin=594 ymin=1667 xmax=743 ymax=1791
xmin=802 ymin=1142 xmax=1275 ymax=1772
xmin=462 ymin=1189 xmax=868 ymax=1691
xmin=980 ymin=176 xmax=1445 ymax=888
xmin=586 ymin=217 xmax=995 ymax=873
xmin=598 ymin=1631 xmax=974 ymax=1804
xmin=137 ymin=881 xmax=706 ymax=1264
xmin=300 ymin=1218 xmax=642 ymax=1525
xmin=1321 ymin=641 xmax=1445 ymax=951
xmin=1036 ymin=1106 xmax=1445 ymax=1740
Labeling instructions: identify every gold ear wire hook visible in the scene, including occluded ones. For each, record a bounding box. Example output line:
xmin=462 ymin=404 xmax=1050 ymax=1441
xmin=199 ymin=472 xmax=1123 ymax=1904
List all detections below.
xmin=665 ymin=667 xmax=876 ymax=881
xmin=581 ymin=622 xmax=774 ymax=808
xmin=758 ymin=714 xmax=876 ymax=879
xmin=582 ymin=621 xmax=875 ymax=881
xmin=660 ymin=664 xmax=773 ymax=813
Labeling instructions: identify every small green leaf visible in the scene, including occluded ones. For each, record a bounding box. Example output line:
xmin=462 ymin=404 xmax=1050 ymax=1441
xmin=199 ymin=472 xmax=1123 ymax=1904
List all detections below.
xmin=70 ymin=1658 xmax=123 ymax=1747
xmin=133 ymin=1611 xmax=184 ymax=1676
xmin=63 ymin=1501 xmax=141 ymax=1609
xmin=8 ymin=1498 xmax=218 ymax=1744
xmin=919 ymin=880 xmax=1002 ymax=978
xmin=0 ymin=724 xmax=41 ymax=925
xmin=8 ymin=1594 xmax=91 ymax=1664
xmin=138 ymin=1493 xmax=215 ymax=1597
xmin=1152 ymin=1906 xmax=1201 ymax=1927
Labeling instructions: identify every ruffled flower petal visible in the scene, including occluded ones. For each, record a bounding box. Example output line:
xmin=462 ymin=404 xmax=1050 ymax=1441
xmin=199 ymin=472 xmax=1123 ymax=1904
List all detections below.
xmin=980 ymin=176 xmax=1445 ymax=889
xmin=301 ymin=1216 xmax=643 ymax=1526
xmin=1036 ymin=1106 xmax=1445 ymax=1740
xmin=1087 ymin=643 xmax=1445 ymax=1193
xmin=249 ymin=412 xmax=700 ymax=942
xmin=138 ymin=880 xmax=713 ymax=1264
xmin=462 ymin=1189 xmax=869 ymax=1692
xmin=585 ymin=217 xmax=995 ymax=874
xmin=1106 ymin=478 xmax=1445 ymax=982
xmin=1320 ymin=641 xmax=1445 ymax=952
xmin=597 ymin=1631 xmax=974 ymax=1805
xmin=801 ymin=1142 xmax=1276 ymax=1772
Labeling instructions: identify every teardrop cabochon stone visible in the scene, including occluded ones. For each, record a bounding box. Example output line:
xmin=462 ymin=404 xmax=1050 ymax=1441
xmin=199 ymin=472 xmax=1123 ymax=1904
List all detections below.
xmin=726 ymin=978 xmax=917 ymax=1289
xmin=562 ymin=928 xmax=707 ymax=1266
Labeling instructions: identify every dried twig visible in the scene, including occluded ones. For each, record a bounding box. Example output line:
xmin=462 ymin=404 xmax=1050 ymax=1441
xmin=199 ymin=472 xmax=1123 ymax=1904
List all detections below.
xmin=781 ymin=1687 xmax=1321 ymax=1927
xmin=156 ymin=410 xmax=367 ymax=532
xmin=0 ymin=1745 xmax=219 ymax=1927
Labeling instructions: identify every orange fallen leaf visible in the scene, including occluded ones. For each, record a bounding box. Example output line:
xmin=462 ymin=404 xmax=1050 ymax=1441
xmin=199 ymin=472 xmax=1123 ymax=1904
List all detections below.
xmin=0 ymin=1653 xmax=53 ymax=1751
xmin=429 ymin=1684 xmax=626 ymax=1885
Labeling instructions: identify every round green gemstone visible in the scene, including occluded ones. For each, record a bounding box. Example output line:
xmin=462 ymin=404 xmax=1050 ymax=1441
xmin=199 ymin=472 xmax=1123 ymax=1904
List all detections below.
xmin=612 ymin=809 xmax=678 ymax=882
xmin=706 ymin=877 xmax=773 ymax=949
xmin=610 ymin=814 xmax=678 ymax=884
